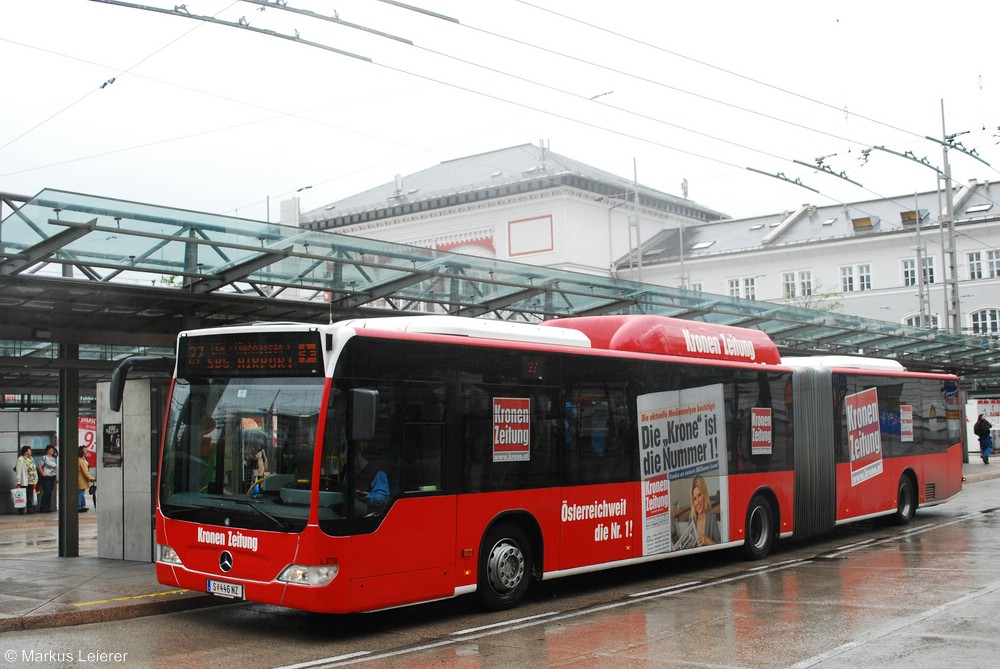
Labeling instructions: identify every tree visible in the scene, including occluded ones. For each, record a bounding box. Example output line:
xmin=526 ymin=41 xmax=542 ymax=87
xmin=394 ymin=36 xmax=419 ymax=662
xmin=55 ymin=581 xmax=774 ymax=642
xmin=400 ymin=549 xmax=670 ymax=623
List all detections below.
xmin=786 ymin=281 xmax=843 ymax=313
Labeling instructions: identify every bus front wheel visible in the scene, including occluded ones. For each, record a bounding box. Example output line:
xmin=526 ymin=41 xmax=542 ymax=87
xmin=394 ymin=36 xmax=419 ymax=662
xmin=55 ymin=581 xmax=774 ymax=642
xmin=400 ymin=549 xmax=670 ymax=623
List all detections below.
xmin=893 ymin=476 xmax=916 ymax=525
xmin=478 ymin=523 xmax=532 ymax=611
xmin=742 ymin=495 xmax=774 ymax=560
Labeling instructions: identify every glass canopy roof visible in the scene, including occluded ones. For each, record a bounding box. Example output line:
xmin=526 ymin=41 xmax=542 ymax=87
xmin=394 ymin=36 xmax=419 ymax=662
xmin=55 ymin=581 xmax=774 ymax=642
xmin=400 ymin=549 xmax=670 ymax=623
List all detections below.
xmin=3 ymin=189 xmax=1000 ymax=378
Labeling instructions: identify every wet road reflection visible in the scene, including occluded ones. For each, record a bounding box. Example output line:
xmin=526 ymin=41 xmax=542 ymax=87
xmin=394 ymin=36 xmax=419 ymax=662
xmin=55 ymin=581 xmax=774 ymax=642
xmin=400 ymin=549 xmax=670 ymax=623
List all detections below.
xmin=272 ymin=483 xmax=1000 ymax=669
xmin=4 ymin=480 xmax=1000 ymax=669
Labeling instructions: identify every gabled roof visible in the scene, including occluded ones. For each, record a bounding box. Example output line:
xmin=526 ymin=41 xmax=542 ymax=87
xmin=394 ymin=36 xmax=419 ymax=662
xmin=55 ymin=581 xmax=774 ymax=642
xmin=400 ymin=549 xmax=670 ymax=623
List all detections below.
xmin=619 ymin=179 xmax=998 ymax=267
xmin=301 ymin=143 xmax=728 ymax=228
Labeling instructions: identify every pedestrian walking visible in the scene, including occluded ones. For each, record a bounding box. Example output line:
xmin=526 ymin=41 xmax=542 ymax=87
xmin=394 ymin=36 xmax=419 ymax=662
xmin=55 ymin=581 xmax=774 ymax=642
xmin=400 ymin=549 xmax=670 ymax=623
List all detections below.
xmin=77 ymin=447 xmax=95 ymax=512
xmin=975 ymin=414 xmax=994 ymax=464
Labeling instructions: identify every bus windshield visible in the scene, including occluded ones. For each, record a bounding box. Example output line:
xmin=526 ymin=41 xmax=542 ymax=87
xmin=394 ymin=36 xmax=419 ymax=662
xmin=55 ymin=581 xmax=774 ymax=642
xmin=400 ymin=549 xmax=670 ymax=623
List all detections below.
xmin=159 ymin=376 xmax=330 ymax=532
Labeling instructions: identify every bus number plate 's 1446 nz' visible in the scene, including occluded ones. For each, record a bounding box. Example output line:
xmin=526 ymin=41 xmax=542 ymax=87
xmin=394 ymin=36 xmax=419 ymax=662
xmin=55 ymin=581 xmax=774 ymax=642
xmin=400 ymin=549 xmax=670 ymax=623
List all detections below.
xmin=207 ymin=579 xmax=244 ymax=599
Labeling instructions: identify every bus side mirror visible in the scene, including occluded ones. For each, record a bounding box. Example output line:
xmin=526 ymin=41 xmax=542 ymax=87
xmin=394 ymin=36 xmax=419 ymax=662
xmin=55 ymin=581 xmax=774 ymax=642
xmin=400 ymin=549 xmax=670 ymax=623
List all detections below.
xmin=350 ymin=388 xmax=378 ymax=441
xmin=109 ymin=355 xmax=175 ymax=412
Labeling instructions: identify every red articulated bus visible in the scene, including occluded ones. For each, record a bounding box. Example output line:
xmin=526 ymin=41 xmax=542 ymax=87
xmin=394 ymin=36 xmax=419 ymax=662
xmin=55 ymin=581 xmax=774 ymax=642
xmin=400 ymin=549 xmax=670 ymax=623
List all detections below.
xmin=128 ymin=314 xmax=963 ymax=613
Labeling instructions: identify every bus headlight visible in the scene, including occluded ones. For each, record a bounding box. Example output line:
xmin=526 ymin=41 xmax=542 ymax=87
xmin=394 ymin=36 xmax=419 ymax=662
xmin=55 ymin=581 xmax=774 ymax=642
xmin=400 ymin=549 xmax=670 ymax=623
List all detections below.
xmin=156 ymin=543 xmax=183 ymax=566
xmin=277 ymin=562 xmax=339 ymax=586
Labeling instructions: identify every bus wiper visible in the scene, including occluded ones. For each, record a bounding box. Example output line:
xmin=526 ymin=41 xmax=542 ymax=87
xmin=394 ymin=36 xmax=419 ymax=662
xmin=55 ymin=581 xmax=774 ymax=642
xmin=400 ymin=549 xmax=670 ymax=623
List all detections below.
xmin=162 ymin=505 xmax=212 ymax=520
xmin=228 ymin=498 xmax=291 ymax=531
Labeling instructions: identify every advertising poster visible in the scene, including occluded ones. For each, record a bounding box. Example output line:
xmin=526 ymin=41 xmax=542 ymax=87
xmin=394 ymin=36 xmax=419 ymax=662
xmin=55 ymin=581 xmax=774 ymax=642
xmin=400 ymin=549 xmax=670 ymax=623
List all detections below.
xmin=492 ymin=397 xmax=531 ymax=462
xmin=751 ymin=407 xmax=773 ymax=455
xmin=637 ymin=383 xmax=728 ymax=556
xmin=80 ymin=416 xmax=97 ymax=468
xmin=900 ymin=405 xmax=913 ymax=442
xmin=846 ymin=387 xmax=883 ymax=486
xmin=103 ymin=423 xmax=123 ymax=467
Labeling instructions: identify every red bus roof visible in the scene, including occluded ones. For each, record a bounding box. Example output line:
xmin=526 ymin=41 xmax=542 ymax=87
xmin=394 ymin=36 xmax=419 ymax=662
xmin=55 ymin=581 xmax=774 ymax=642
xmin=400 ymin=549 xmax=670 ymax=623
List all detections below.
xmin=542 ymin=315 xmax=781 ymax=365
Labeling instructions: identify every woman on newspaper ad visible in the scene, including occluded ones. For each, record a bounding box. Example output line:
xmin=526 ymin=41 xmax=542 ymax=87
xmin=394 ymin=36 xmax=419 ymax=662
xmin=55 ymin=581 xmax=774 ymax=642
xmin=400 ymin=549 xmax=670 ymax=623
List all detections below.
xmin=674 ymin=474 xmax=721 ymax=549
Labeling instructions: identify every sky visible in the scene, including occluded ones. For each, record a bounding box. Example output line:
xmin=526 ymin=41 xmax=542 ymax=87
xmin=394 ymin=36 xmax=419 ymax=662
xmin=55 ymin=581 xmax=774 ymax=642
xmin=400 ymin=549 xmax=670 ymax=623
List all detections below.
xmin=2 ymin=0 xmax=999 ymax=223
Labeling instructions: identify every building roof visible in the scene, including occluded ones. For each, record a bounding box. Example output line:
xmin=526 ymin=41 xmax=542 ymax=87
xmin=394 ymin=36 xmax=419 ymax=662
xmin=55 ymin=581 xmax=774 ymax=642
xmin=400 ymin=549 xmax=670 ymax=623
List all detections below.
xmin=300 ymin=143 xmax=728 ymax=229
xmin=620 ymin=179 xmax=998 ymax=266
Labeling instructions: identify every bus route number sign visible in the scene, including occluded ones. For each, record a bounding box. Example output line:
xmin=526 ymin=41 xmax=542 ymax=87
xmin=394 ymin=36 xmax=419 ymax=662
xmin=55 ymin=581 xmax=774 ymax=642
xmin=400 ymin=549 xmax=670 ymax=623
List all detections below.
xmin=179 ymin=332 xmax=324 ymax=377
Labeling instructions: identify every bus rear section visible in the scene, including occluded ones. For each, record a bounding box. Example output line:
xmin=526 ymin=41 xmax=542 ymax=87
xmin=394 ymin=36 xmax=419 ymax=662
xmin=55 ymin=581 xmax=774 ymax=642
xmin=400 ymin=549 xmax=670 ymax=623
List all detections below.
xmin=784 ymin=358 xmax=964 ymax=542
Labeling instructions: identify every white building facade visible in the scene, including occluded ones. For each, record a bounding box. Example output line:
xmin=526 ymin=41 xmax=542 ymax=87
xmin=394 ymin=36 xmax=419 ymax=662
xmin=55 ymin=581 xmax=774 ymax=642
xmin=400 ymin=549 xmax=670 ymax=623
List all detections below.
xmin=625 ymin=180 xmax=1000 ymax=339
xmin=299 ymin=144 xmax=726 ymax=282
xmin=298 ymin=143 xmax=998 ymax=342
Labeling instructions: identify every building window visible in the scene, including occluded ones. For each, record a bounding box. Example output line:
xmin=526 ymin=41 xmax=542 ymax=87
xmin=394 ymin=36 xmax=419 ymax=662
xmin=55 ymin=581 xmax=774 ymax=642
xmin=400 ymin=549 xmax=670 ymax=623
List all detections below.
xmin=841 ymin=264 xmax=871 ymax=292
xmin=729 ymin=276 xmax=756 ymax=300
xmin=785 ymin=271 xmax=813 ymax=298
xmin=799 ymin=271 xmax=813 ymax=296
xmin=840 ymin=266 xmax=854 ymax=292
xmin=688 ymin=282 xmax=703 ymax=292
xmin=905 ymin=314 xmax=939 ymax=328
xmin=782 ymin=272 xmax=796 ymax=298
xmin=973 ymin=251 xmax=1000 ymax=279
xmin=902 ymin=257 xmax=935 ymax=287
xmin=969 ymin=252 xmax=983 ymax=280
xmin=971 ymin=309 xmax=1000 ymax=335
xmin=857 ymin=264 xmax=871 ymax=290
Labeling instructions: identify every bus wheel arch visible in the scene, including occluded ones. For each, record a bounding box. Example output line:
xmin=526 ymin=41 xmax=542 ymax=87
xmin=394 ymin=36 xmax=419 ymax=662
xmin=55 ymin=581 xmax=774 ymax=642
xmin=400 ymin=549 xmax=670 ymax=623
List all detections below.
xmin=893 ymin=471 xmax=918 ymax=525
xmin=742 ymin=490 xmax=778 ymax=561
xmin=476 ymin=513 xmax=541 ymax=611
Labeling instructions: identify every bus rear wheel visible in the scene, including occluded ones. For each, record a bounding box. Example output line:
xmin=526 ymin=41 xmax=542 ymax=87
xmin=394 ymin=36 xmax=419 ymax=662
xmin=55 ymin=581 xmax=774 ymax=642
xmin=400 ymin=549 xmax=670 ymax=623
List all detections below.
xmin=742 ymin=495 xmax=774 ymax=560
xmin=893 ymin=476 xmax=916 ymax=525
xmin=478 ymin=523 xmax=532 ymax=611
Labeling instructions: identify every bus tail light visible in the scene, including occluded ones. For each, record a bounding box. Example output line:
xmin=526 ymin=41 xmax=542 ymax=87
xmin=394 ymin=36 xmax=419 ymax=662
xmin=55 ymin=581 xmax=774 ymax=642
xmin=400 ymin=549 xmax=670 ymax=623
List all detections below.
xmin=277 ymin=562 xmax=339 ymax=586
xmin=156 ymin=543 xmax=183 ymax=566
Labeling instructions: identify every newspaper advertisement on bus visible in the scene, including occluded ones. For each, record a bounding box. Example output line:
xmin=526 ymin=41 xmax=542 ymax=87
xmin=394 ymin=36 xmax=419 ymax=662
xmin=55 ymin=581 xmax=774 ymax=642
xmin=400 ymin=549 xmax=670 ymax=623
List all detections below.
xmin=846 ymin=387 xmax=884 ymax=486
xmin=637 ymin=383 xmax=729 ymax=556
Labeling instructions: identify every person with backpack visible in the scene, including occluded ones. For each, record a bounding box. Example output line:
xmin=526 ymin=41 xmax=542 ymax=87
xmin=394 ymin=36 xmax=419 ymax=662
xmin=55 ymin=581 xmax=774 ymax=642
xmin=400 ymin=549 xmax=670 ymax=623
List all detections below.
xmin=975 ymin=414 xmax=994 ymax=464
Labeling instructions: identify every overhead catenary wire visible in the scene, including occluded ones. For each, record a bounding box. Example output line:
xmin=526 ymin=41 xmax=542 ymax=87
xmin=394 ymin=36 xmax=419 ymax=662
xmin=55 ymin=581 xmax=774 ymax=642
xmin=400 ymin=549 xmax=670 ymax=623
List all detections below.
xmin=0 ymin=1 xmax=241 ymax=156
xmin=512 ymin=0 xmax=927 ymax=143
xmin=231 ymin=2 xmax=1000 ymax=219
xmin=502 ymin=0 xmax=1000 ymax=196
xmin=6 ymin=1 xmax=998 ymax=222
xmin=288 ymin=0 xmax=1000 ymax=218
xmin=249 ymin=0 xmax=793 ymax=165
xmin=92 ymin=0 xmax=752 ymax=175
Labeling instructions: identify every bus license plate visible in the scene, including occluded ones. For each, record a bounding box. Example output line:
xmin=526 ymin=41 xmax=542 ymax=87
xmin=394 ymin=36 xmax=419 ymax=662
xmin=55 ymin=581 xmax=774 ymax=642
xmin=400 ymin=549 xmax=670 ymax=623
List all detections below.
xmin=207 ymin=579 xmax=244 ymax=599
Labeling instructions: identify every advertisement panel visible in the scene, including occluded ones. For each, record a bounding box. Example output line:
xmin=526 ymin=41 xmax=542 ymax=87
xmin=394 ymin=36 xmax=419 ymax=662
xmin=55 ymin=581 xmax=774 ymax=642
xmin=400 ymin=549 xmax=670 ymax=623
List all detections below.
xmin=80 ymin=416 xmax=97 ymax=468
xmin=846 ymin=388 xmax=883 ymax=486
xmin=637 ymin=384 xmax=729 ymax=556
xmin=492 ymin=397 xmax=531 ymax=462
xmin=751 ymin=407 xmax=773 ymax=455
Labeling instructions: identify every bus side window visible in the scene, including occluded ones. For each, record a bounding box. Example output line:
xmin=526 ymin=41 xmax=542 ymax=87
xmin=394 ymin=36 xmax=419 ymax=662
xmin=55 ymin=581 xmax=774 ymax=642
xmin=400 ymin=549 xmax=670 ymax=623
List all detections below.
xmin=403 ymin=424 xmax=444 ymax=491
xmin=564 ymin=380 xmax=631 ymax=485
xmin=460 ymin=407 xmax=491 ymax=493
xmin=402 ymin=383 xmax=446 ymax=492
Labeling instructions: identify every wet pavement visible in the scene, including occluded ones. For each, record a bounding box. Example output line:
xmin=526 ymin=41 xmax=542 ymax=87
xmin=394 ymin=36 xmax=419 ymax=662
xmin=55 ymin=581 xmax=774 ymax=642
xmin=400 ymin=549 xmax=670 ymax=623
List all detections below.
xmin=0 ymin=508 xmax=220 ymax=631
xmin=1 ymin=461 xmax=998 ymax=632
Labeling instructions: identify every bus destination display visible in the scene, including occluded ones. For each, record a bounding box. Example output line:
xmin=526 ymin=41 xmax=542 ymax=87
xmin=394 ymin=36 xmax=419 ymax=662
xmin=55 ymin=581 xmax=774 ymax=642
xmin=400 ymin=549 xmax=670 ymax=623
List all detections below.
xmin=179 ymin=331 xmax=324 ymax=377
